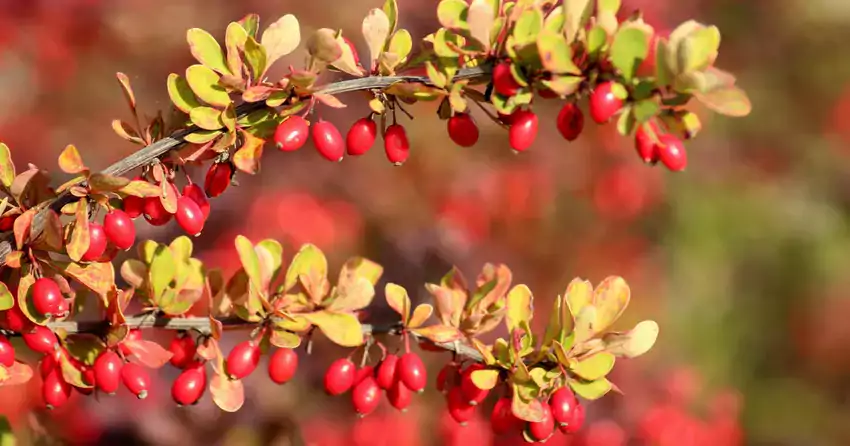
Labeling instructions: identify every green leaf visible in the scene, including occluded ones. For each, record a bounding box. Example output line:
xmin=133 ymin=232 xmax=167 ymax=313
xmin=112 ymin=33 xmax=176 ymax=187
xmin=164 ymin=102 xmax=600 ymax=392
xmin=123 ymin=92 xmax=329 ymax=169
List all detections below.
xmin=189 ymin=106 xmax=224 ymax=131
xmin=592 ymin=276 xmax=630 ymax=334
xmin=167 ymin=73 xmax=202 ymax=114
xmin=234 ymin=235 xmax=263 ymax=292
xmin=570 ymin=352 xmax=615 ymax=380
xmin=388 ymin=29 xmax=413 ymax=63
xmin=678 ymin=25 xmax=720 ymax=73
xmin=255 ymin=239 xmax=284 ymax=290
xmin=0 ymin=143 xmax=14 ymax=188
xmin=186 ymin=28 xmax=231 ymax=75
xmin=616 ymin=105 xmax=636 ymax=136
xmin=512 ymin=7 xmax=543 ymax=46
xmin=610 ymin=27 xmax=649 ymax=81
xmin=543 ymin=5 xmax=565 ymax=34
xmin=506 ymin=284 xmax=533 ymax=333
xmin=243 ymin=36 xmax=267 ymax=79
xmin=564 ymin=0 xmax=593 ymax=42
xmin=0 ymin=282 xmax=13 ymax=311
xmin=425 ymin=61 xmax=447 ymax=88
xmin=261 ymin=14 xmax=301 ymax=69
xmin=382 ymin=0 xmax=399 ymax=37
xmin=542 ymin=75 xmax=583 ymax=96
xmin=64 ymin=334 xmax=106 ymax=366
xmin=437 ymin=0 xmax=469 ymax=30
xmin=185 ymin=65 xmax=231 ymax=108
xmin=149 ymin=244 xmax=176 ymax=301
xmin=183 ymin=130 xmax=222 ymax=144
xmin=602 ymin=320 xmax=659 ymax=358
xmin=655 ymin=38 xmax=675 ymax=85
xmin=238 ymin=14 xmax=260 ymax=38
xmin=632 ymin=98 xmax=660 ymax=123
xmin=586 ymin=25 xmax=608 ymax=55
xmin=0 ymin=415 xmax=14 ymax=446
xmin=302 ymin=311 xmax=364 ymax=347
xmin=694 ymin=86 xmax=751 ymax=117
xmin=284 ymin=244 xmax=327 ymax=292
xmin=569 ymin=377 xmax=613 ymax=400
xmin=225 ymin=22 xmax=247 ymax=75
xmin=536 ymin=30 xmax=581 ymax=75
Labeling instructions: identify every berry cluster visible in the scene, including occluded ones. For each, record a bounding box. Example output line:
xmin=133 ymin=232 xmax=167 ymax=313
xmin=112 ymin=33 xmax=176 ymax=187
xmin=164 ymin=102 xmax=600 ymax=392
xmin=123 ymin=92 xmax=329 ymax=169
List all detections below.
xmin=123 ymin=173 xmax=209 ymax=236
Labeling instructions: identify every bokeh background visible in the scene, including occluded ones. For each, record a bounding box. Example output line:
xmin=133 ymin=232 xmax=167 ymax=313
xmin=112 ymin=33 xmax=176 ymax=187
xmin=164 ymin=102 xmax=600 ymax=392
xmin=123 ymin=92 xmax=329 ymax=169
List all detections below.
xmin=1 ymin=0 xmax=849 ymax=444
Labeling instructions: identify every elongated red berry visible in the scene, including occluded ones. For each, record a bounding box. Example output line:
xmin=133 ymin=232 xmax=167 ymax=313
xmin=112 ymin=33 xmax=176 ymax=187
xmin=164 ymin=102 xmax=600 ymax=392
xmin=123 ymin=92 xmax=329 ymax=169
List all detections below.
xmin=589 ymin=81 xmax=624 ymax=124
xmin=3 ymin=305 xmax=30 ymax=332
xmin=556 ymin=103 xmax=584 ymax=141
xmin=23 ymin=326 xmax=58 ymax=355
xmin=460 ymin=364 xmax=489 ymax=405
xmin=324 ymin=358 xmax=356 ymax=395
xmin=493 ymin=62 xmax=521 ymax=97
xmin=346 ymin=117 xmax=377 ymax=155
xmin=0 ymin=334 xmax=14 ymax=367
xmin=376 ymin=354 xmax=399 ymax=390
xmin=447 ymin=113 xmax=479 ymax=147
xmin=175 ymin=196 xmax=205 ymax=236
xmin=355 ymin=365 xmax=375 ymax=385
xmin=226 ymin=340 xmax=260 ymax=380
xmin=384 ymin=124 xmax=410 ymax=165
xmin=172 ymin=364 xmax=206 ymax=406
xmin=388 ymin=379 xmax=412 ymax=411
xmin=204 ymin=162 xmax=233 ymax=198
xmin=558 ymin=400 xmax=585 ymax=434
xmin=0 ymin=214 xmax=18 ymax=231
xmin=436 ymin=363 xmax=457 ymax=394
xmin=275 ymin=116 xmax=310 ymax=152
xmin=491 ymin=397 xmax=522 ymax=435
xmin=93 ymin=350 xmax=123 ymax=394
xmin=398 ymin=353 xmax=427 ymax=393
xmin=143 ymin=196 xmax=172 ymax=226
xmin=312 ymin=120 xmax=345 ymax=162
xmin=509 ymin=110 xmax=538 ymax=152
xmin=168 ymin=333 xmax=197 ymax=369
xmin=43 ymin=368 xmax=72 ymax=409
xmin=657 ymin=134 xmax=687 ymax=172
xmin=550 ymin=387 xmax=578 ymax=426
xmin=182 ymin=184 xmax=210 ymax=220
xmin=527 ymin=402 xmax=555 ymax=441
xmin=268 ymin=348 xmax=298 ymax=384
xmin=103 ymin=210 xmax=136 ymax=251
xmin=40 ymin=349 xmax=62 ymax=378
xmin=121 ymin=362 xmax=150 ymax=399
xmin=351 ymin=376 xmax=381 ymax=416
xmin=122 ymin=177 xmax=146 ymax=218
xmin=81 ymin=223 xmax=107 ymax=262
xmin=635 ymin=123 xmax=661 ymax=164
xmin=32 ymin=278 xmax=63 ymax=317
xmin=447 ymin=387 xmax=476 ymax=425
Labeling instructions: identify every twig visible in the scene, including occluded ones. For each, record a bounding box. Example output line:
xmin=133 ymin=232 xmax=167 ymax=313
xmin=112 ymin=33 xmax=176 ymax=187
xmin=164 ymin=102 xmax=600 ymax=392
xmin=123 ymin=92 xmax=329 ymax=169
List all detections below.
xmin=46 ymin=314 xmax=484 ymax=363
xmin=0 ymin=65 xmax=492 ymax=266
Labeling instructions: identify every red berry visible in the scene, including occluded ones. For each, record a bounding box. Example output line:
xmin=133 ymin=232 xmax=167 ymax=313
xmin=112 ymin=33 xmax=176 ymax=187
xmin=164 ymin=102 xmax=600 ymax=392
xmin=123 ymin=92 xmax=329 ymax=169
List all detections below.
xmin=274 ymin=116 xmax=310 ymax=152
xmin=43 ymin=368 xmax=72 ymax=409
xmin=556 ymin=103 xmax=585 ymax=141
xmin=447 ymin=113 xmax=480 ymax=147
xmin=80 ymin=223 xmax=107 ymax=262
xmin=346 ymin=117 xmax=377 ymax=156
xmin=493 ymin=62 xmax=522 ymax=97
xmin=635 ymin=123 xmax=661 ymax=164
xmin=324 ymin=358 xmax=356 ymax=395
xmin=447 ymin=387 xmax=476 ymax=424
xmin=175 ymin=196 xmax=205 ymax=236
xmin=0 ymin=214 xmax=17 ymax=232
xmin=0 ymin=334 xmax=14 ymax=367
xmin=398 ymin=353 xmax=427 ymax=393
xmin=121 ymin=362 xmax=151 ymax=399
xmin=119 ymin=329 xmax=141 ymax=356
xmin=498 ymin=111 xmax=518 ymax=126
xmin=657 ymin=134 xmax=688 ymax=172
xmin=168 ymin=333 xmax=197 ymax=369
xmin=311 ymin=120 xmax=345 ymax=162
xmin=436 ymin=363 xmax=457 ymax=394
xmin=123 ymin=195 xmax=145 ymax=219
xmin=491 ymin=397 xmax=522 ymax=435
xmin=384 ymin=124 xmax=410 ymax=165
xmin=3 ymin=306 xmax=30 ymax=333
xmin=355 ymin=365 xmax=375 ymax=385
xmin=268 ymin=348 xmax=298 ymax=384
xmin=558 ymin=400 xmax=585 ymax=434
xmin=538 ymin=87 xmax=559 ymax=99
xmin=40 ymin=349 xmax=62 ymax=378
xmin=182 ymin=184 xmax=210 ymax=220
xmin=460 ymin=364 xmax=489 ymax=405
xmin=589 ymin=81 xmax=624 ymax=124
xmin=93 ymin=350 xmax=123 ymax=394
xmin=103 ymin=210 xmax=136 ymax=250
xmin=550 ymin=387 xmax=578 ymax=426
xmin=23 ymin=326 xmax=58 ymax=355
xmin=31 ymin=278 xmax=63 ymax=317
xmin=172 ymin=365 xmax=206 ymax=406
xmin=226 ymin=340 xmax=260 ymax=380
xmin=351 ymin=376 xmax=381 ymax=416
xmin=508 ymin=110 xmax=539 ymax=152
xmin=143 ymin=196 xmax=172 ymax=226
xmin=387 ymin=379 xmax=413 ymax=411
xmin=375 ymin=354 xmax=399 ymax=390
xmin=204 ymin=162 xmax=233 ymax=198
xmin=54 ymin=298 xmax=69 ymax=318
xmin=527 ymin=402 xmax=555 ymax=441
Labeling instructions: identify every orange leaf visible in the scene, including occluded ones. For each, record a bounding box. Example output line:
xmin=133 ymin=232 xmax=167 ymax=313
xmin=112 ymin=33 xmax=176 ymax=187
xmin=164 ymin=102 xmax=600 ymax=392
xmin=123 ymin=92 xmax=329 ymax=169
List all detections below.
xmin=210 ymin=372 xmax=245 ymax=412
xmin=119 ymin=180 xmax=161 ymax=198
xmin=115 ymin=72 xmax=137 ymax=111
xmin=0 ymin=361 xmax=34 ymax=386
xmin=66 ymin=200 xmax=90 ymax=262
xmin=58 ymin=145 xmax=87 ymax=175
xmin=13 ymin=208 xmax=35 ymax=250
xmin=412 ymin=324 xmax=463 ymax=343
xmin=384 ymin=283 xmax=411 ymax=323
xmin=123 ymin=339 xmax=173 ymax=368
xmin=52 ymin=260 xmax=115 ymax=300
xmin=232 ymin=131 xmax=265 ymax=174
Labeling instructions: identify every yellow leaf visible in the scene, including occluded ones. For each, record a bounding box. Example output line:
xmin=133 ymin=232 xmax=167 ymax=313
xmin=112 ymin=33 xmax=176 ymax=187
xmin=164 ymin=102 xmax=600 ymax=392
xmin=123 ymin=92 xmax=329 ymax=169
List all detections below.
xmin=232 ymin=131 xmax=265 ymax=174
xmin=602 ymin=320 xmax=659 ymax=358
xmin=66 ymin=199 xmax=90 ymax=262
xmin=210 ymin=373 xmax=245 ymax=412
xmin=328 ymin=277 xmax=374 ymax=312
xmin=0 ymin=143 xmax=15 ymax=188
xmin=58 ymin=145 xmax=86 ymax=175
xmin=407 ymin=303 xmax=433 ymax=328
xmin=284 ymin=243 xmax=327 ymax=292
xmin=411 ymin=324 xmax=463 ymax=343
xmin=592 ymin=276 xmax=630 ymax=334
xmin=573 ymin=304 xmax=597 ymax=344
xmin=470 ymin=369 xmax=499 ymax=390
xmin=384 ymin=283 xmax=411 ymax=323
xmin=506 ymin=284 xmax=533 ymax=332
xmin=570 ymin=352 xmax=615 ymax=381
xmin=302 ymin=311 xmax=364 ymax=347
xmin=565 ymin=278 xmax=592 ymax=318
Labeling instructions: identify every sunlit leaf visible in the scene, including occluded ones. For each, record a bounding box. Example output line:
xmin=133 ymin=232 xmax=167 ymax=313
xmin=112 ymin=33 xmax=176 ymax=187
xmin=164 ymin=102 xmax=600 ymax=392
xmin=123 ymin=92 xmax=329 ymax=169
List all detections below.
xmin=407 ymin=303 xmax=433 ymax=329
xmin=506 ymin=284 xmax=533 ymax=333
xmin=592 ymin=276 xmax=630 ymax=334
xmin=124 ymin=339 xmax=173 ymax=368
xmin=384 ymin=283 xmax=411 ymax=323
xmin=411 ymin=324 xmax=463 ymax=343
xmin=51 ymin=260 xmax=115 ymax=300
xmin=301 ymin=311 xmax=364 ymax=347
xmin=565 ymin=278 xmax=592 ymax=318
xmin=0 ymin=143 xmax=14 ymax=188
xmin=328 ymin=277 xmax=374 ymax=312
xmin=511 ymin=388 xmax=545 ymax=422
xmin=149 ymin=244 xmax=176 ymax=302
xmin=187 ymin=28 xmax=231 ymax=75
xmin=167 ymin=73 xmax=202 ymax=114
xmin=569 ymin=377 xmax=613 ymax=400
xmin=234 ymin=235 xmax=263 ymax=293
xmin=58 ymin=144 xmax=86 ymax=175
xmin=66 ymin=200 xmax=90 ymax=262
xmin=261 ymin=14 xmax=301 ymax=68
xmin=243 ymin=36 xmax=267 ymax=79
xmin=471 ymin=369 xmax=499 ymax=390
xmin=270 ymin=328 xmax=302 ymax=349
xmin=284 ymin=243 xmax=327 ymax=292
xmin=189 ymin=106 xmax=224 ymax=131
xmin=602 ymin=320 xmax=659 ymax=358
xmin=570 ymin=352 xmax=615 ymax=381
xmin=362 ymin=9 xmax=390 ymax=69
xmin=0 ymin=283 xmax=12 ymax=311
xmin=186 ymin=65 xmax=231 ymax=108
xmin=211 ymin=372 xmax=245 ymax=412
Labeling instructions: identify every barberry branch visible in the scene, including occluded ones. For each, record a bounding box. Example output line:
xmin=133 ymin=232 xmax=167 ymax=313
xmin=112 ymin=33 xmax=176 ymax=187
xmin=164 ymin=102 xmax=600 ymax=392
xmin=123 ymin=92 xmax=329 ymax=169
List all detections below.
xmin=0 ymin=65 xmax=491 ymax=266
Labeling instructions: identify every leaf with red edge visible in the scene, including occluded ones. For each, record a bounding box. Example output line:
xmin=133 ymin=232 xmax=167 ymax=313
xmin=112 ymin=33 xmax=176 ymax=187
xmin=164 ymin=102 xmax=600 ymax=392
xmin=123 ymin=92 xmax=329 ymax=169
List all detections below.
xmin=0 ymin=361 xmax=34 ymax=386
xmin=210 ymin=372 xmax=245 ymax=412
xmin=58 ymin=145 xmax=87 ymax=175
xmin=119 ymin=180 xmax=161 ymax=198
xmin=115 ymin=72 xmax=137 ymax=112
xmin=13 ymin=208 xmax=35 ymax=250
xmin=411 ymin=324 xmax=463 ymax=343
xmin=50 ymin=259 xmax=116 ymax=301
xmin=123 ymin=339 xmax=173 ymax=368
xmin=0 ymin=143 xmax=14 ymax=188
xmin=66 ymin=200 xmax=90 ymax=262
xmin=384 ymin=283 xmax=411 ymax=323
xmin=112 ymin=120 xmax=144 ymax=145
xmin=232 ymin=131 xmax=265 ymax=174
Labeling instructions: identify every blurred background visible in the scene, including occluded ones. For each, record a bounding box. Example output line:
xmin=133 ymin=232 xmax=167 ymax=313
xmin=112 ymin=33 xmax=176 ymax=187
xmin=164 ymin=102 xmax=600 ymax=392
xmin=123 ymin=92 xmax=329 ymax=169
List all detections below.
xmin=1 ymin=0 xmax=849 ymax=444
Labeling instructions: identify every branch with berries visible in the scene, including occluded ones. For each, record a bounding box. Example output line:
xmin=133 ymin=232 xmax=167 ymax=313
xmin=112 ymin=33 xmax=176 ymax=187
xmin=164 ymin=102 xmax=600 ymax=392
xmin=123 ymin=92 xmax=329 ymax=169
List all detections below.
xmin=0 ymin=0 xmax=749 ymax=442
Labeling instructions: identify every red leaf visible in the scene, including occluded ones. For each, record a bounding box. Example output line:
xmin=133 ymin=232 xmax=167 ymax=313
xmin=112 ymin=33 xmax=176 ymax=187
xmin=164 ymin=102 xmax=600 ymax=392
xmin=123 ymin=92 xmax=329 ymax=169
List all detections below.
xmin=123 ymin=339 xmax=173 ymax=368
